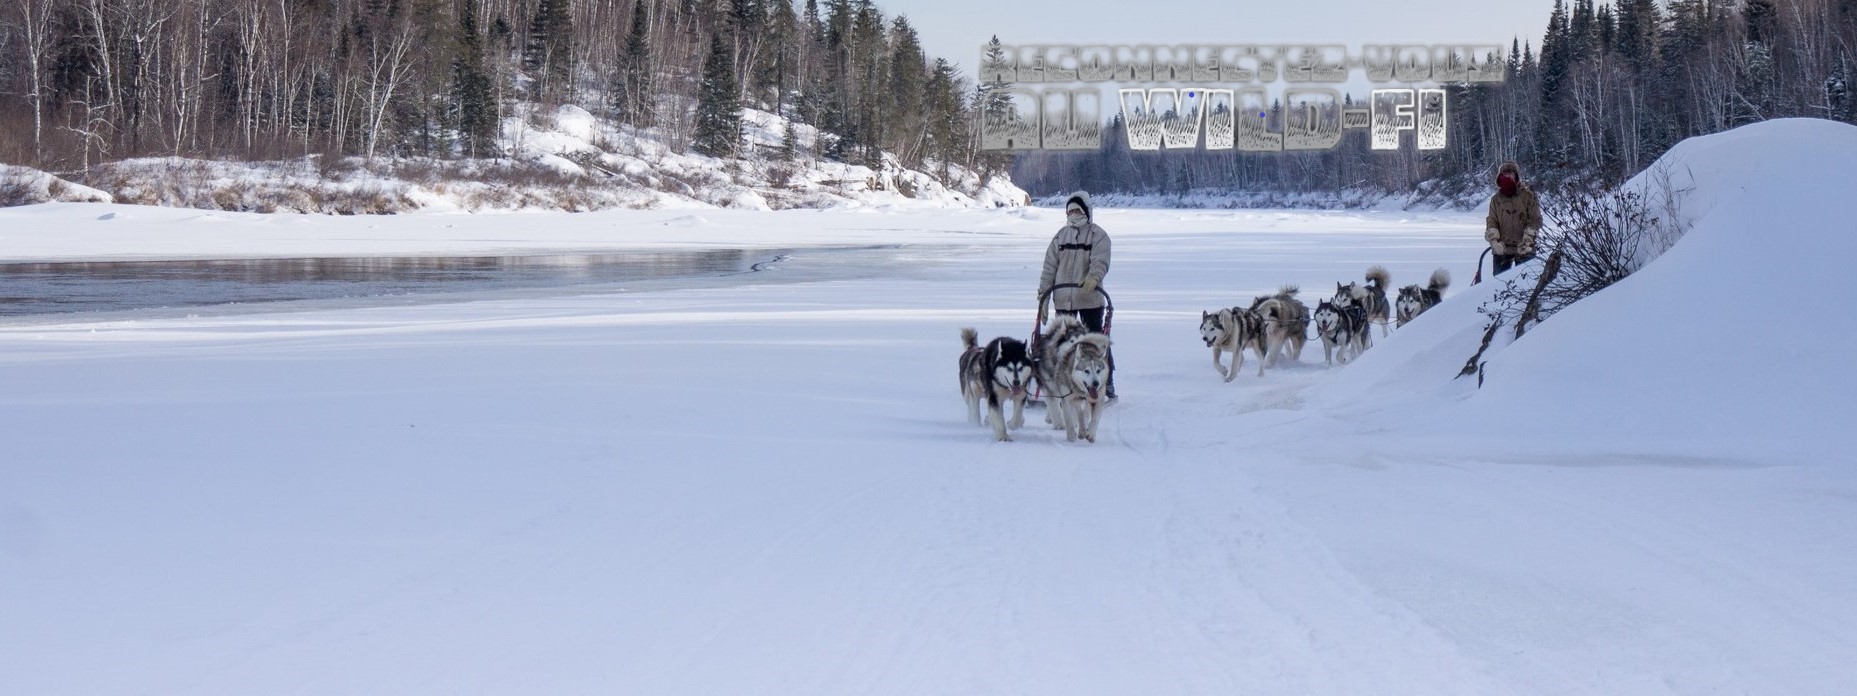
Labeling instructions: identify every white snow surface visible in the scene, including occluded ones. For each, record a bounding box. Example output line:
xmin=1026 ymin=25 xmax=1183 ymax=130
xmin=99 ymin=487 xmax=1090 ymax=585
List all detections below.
xmin=2 ymin=119 xmax=1854 ymax=694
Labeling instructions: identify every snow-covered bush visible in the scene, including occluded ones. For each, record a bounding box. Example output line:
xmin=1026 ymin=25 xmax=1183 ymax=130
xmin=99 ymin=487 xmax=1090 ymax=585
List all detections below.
xmin=0 ymin=106 xmax=1026 ymax=214
xmin=0 ymin=164 xmax=114 ymax=205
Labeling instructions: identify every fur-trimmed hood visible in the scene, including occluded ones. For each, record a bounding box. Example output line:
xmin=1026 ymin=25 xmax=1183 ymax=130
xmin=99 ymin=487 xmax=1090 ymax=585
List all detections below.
xmin=1486 ymin=161 xmax=1542 ymax=244
xmin=1496 ymin=161 xmax=1522 ymax=185
xmin=1064 ymin=191 xmax=1093 ymax=223
xmin=1042 ymin=190 xmax=1111 ymax=311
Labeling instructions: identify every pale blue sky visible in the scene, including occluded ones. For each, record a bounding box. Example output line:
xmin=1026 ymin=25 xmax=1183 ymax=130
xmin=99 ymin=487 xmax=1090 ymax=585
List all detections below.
xmin=892 ymin=0 xmax=1563 ymax=78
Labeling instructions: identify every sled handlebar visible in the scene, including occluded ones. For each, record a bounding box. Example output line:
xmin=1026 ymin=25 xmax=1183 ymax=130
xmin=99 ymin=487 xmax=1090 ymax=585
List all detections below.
xmin=1033 ymin=283 xmax=1114 ymax=336
xmin=1037 ymin=283 xmax=1112 ymax=311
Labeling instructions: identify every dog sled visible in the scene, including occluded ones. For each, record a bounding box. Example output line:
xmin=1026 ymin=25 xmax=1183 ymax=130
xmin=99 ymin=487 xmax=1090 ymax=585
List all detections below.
xmin=1026 ymin=283 xmax=1113 ymax=406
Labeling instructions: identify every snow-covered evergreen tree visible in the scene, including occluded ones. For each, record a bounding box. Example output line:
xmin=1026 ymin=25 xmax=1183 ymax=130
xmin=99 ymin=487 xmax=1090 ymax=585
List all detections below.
xmin=694 ymin=34 xmax=743 ymax=158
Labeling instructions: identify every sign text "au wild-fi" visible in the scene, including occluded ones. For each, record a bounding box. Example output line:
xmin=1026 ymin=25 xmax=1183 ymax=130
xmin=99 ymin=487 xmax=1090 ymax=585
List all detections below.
xmin=979 ymin=44 xmax=1508 ymax=153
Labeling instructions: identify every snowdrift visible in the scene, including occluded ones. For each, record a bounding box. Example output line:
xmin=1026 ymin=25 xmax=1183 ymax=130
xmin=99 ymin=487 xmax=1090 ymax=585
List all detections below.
xmin=1313 ymin=118 xmax=1857 ymax=463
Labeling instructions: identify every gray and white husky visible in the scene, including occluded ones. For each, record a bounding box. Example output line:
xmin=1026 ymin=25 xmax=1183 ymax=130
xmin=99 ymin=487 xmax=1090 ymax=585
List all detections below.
xmin=1034 ymin=314 xmax=1111 ymax=443
xmin=1334 ymin=266 xmax=1392 ymax=340
xmin=1247 ymin=286 xmax=1310 ymax=367
xmin=1062 ymin=334 xmax=1113 ymax=443
xmin=959 ymin=327 xmax=1034 ymax=442
xmin=1200 ymin=306 xmax=1266 ymax=381
xmin=1395 ymin=268 xmax=1451 ymax=327
xmin=1312 ymin=299 xmax=1369 ymax=366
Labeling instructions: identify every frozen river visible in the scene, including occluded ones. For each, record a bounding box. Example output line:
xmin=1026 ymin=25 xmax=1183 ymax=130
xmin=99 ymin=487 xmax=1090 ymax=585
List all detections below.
xmin=0 ymin=249 xmax=790 ymax=316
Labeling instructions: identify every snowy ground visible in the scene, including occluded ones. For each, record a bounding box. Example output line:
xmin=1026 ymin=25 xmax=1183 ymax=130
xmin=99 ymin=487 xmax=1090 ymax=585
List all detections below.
xmin=3 ymin=121 xmax=1855 ymax=695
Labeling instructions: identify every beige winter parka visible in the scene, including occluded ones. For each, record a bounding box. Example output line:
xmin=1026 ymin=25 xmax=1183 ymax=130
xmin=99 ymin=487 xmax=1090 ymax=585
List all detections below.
xmin=1039 ymin=192 xmax=1111 ymax=311
xmin=1485 ymin=161 xmax=1543 ymax=255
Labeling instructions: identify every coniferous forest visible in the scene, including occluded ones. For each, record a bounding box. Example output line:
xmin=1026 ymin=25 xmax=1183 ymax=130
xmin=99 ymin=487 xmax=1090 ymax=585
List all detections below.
xmin=1010 ymin=0 xmax=1857 ymax=201
xmin=0 ymin=0 xmax=1006 ymax=182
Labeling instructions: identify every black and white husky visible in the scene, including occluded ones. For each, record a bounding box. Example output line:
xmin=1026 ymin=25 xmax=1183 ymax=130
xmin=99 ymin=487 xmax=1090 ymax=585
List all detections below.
xmin=1312 ymin=299 xmax=1369 ymax=366
xmin=1395 ymin=269 xmax=1451 ymax=327
xmin=959 ymin=327 xmax=1034 ymax=442
xmin=1334 ymin=266 xmax=1392 ymax=340
xmin=1200 ymin=306 xmax=1265 ymax=381
xmin=1034 ymin=314 xmax=1111 ymax=443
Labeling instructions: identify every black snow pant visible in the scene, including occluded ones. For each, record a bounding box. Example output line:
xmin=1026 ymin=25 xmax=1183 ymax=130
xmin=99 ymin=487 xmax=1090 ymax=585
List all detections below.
xmin=1060 ymin=306 xmax=1116 ymax=398
xmin=1492 ymin=251 xmax=1535 ymax=275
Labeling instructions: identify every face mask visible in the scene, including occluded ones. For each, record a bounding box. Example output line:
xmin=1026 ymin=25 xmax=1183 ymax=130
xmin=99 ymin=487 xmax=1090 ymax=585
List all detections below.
xmin=1497 ymin=173 xmax=1517 ymax=195
xmin=1067 ymin=211 xmax=1087 ymax=226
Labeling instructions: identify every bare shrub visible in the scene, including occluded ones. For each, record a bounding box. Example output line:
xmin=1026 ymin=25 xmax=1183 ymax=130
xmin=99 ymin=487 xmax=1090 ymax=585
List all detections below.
xmin=653 ymin=171 xmax=698 ymax=197
xmin=356 ymin=186 xmax=406 ymax=214
xmin=0 ymin=170 xmax=38 ymax=206
xmin=211 ymin=187 xmax=247 ymax=210
xmin=1461 ymin=177 xmax=1692 ymax=384
xmin=1639 ymin=161 xmax=1698 ymax=261
xmin=389 ymin=158 xmax=444 ymax=184
xmin=766 ymin=164 xmax=795 ymax=189
xmin=316 ymin=153 xmax=359 ymax=181
xmin=558 ymin=187 xmax=593 ymax=212
xmin=1537 ymin=181 xmax=1659 ymax=303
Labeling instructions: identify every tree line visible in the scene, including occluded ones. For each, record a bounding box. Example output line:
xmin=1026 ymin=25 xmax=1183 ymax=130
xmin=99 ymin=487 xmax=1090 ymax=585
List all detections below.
xmin=0 ymin=0 xmax=1007 ymax=184
xmin=1011 ymin=0 xmax=1857 ymax=200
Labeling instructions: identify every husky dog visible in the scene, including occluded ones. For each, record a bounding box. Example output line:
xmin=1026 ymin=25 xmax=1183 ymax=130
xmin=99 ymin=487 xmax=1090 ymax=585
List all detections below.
xmin=1342 ymin=303 xmax=1371 ymax=357
xmin=1395 ymin=269 xmax=1451 ymax=327
xmin=959 ymin=327 xmax=1034 ymax=441
xmin=1248 ymin=286 xmax=1310 ymax=367
xmin=1334 ymin=266 xmax=1392 ymax=339
xmin=1062 ymin=334 xmax=1113 ymax=443
xmin=1034 ymin=313 xmax=1089 ymax=434
xmin=1272 ymin=286 xmax=1311 ymax=362
xmin=1034 ymin=314 xmax=1111 ymax=442
xmin=1312 ymin=300 xmax=1369 ymax=366
xmin=1200 ymin=306 xmax=1265 ymax=381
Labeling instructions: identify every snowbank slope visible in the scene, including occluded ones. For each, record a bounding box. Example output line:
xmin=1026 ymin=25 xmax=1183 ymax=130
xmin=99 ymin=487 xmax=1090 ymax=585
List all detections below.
xmin=1317 ymin=118 xmax=1857 ymax=462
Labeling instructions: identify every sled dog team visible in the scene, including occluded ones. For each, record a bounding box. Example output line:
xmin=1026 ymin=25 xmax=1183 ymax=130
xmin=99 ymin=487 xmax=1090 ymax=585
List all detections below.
xmin=960 ymin=313 xmax=1111 ymax=444
xmin=959 ymin=265 xmax=1451 ymax=444
xmin=1206 ymin=266 xmax=1451 ymax=375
